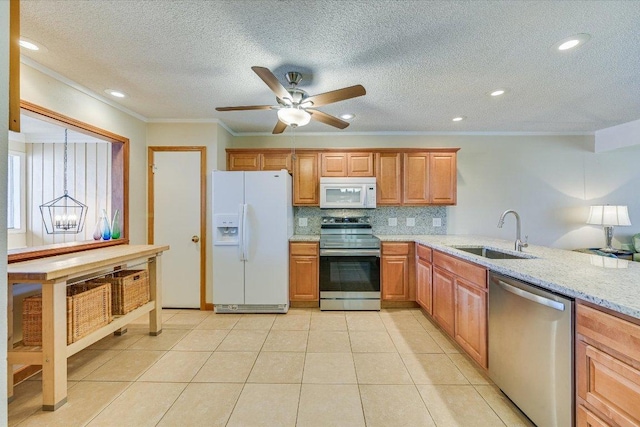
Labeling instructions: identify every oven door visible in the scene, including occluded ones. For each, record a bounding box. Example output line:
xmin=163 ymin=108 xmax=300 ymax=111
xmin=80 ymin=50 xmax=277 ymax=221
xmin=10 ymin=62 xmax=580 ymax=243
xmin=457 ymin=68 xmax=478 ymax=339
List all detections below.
xmin=319 ymin=249 xmax=381 ymax=310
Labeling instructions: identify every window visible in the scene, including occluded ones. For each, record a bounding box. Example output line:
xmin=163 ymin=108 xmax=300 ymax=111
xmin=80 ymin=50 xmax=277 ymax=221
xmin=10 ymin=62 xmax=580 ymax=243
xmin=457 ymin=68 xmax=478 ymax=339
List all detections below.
xmin=7 ymin=151 xmax=25 ymax=232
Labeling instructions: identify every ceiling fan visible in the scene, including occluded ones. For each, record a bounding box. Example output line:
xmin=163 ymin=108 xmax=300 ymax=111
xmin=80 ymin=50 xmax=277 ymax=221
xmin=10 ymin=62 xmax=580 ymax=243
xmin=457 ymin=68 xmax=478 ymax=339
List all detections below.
xmin=216 ymin=66 xmax=366 ymax=134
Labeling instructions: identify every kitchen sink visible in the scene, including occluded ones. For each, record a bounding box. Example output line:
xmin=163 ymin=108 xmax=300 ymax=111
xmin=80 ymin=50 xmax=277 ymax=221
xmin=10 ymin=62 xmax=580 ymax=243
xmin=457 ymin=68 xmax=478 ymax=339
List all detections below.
xmin=450 ymin=246 xmax=536 ymax=260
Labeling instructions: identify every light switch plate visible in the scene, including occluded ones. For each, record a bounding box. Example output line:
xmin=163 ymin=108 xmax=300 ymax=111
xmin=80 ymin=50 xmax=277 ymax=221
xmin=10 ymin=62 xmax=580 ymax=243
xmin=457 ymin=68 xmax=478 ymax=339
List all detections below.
xmin=299 ymin=218 xmax=308 ymax=227
xmin=406 ymin=218 xmax=415 ymax=227
xmin=433 ymin=218 xmax=442 ymax=227
xmin=388 ymin=218 xmax=398 ymax=226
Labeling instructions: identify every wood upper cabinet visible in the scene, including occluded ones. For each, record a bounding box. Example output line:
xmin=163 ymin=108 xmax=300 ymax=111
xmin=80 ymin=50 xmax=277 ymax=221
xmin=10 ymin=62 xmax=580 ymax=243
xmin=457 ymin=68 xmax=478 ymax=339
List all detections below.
xmin=228 ymin=152 xmax=260 ymax=171
xmin=430 ymin=152 xmax=457 ymax=205
xmin=433 ymin=250 xmax=488 ymax=368
xmin=376 ymin=152 xmax=402 ymax=205
xmin=261 ymin=152 xmax=291 ymax=171
xmin=289 ymin=242 xmax=319 ymax=302
xmin=321 ymin=152 xmax=374 ymax=177
xmin=381 ymin=242 xmax=415 ymax=301
xmin=227 ymin=150 xmax=291 ymax=172
xmin=293 ymin=153 xmax=319 ymax=206
xmin=415 ymin=244 xmax=433 ymax=314
xmin=576 ymin=302 xmax=640 ymax=426
xmin=403 ymin=152 xmax=430 ymax=205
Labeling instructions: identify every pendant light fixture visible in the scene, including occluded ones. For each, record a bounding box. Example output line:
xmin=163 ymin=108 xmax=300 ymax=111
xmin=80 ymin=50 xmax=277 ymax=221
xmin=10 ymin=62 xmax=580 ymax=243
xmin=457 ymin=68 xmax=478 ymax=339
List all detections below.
xmin=39 ymin=129 xmax=88 ymax=234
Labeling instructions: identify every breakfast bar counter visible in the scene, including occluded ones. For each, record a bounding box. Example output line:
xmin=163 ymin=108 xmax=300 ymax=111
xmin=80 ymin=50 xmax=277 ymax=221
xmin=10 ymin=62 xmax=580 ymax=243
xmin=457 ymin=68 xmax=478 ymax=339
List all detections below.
xmin=6 ymin=244 xmax=169 ymax=410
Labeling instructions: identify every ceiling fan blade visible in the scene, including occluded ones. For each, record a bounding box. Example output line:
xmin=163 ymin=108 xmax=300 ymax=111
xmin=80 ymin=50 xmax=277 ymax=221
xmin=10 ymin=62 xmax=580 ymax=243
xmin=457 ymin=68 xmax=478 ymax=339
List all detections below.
xmin=272 ymin=120 xmax=288 ymax=134
xmin=307 ymin=109 xmax=349 ymax=129
xmin=305 ymin=85 xmax=366 ymax=107
xmin=216 ymin=105 xmax=274 ymax=111
xmin=252 ymin=66 xmax=291 ymax=101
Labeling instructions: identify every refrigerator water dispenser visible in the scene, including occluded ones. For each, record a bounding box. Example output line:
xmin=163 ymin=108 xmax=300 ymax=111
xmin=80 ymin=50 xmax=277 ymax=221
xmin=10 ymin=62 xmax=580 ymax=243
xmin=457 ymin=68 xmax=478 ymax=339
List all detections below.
xmin=214 ymin=214 xmax=239 ymax=245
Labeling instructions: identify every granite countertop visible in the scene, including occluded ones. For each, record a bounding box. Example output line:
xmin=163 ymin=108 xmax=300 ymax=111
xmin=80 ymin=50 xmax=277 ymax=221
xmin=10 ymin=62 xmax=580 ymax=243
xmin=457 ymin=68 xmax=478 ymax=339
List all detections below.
xmin=290 ymin=234 xmax=640 ymax=319
xmin=377 ymin=234 xmax=640 ymax=320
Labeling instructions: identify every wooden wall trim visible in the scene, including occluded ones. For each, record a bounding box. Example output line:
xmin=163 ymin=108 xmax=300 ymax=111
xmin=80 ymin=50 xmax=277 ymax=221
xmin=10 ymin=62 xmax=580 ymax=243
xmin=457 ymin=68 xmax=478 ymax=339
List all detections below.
xmin=8 ymin=240 xmax=128 ymax=264
xmin=9 ymin=0 xmax=20 ymax=132
xmin=15 ymin=102 xmax=130 ymax=261
xmin=147 ymin=146 xmax=207 ymax=310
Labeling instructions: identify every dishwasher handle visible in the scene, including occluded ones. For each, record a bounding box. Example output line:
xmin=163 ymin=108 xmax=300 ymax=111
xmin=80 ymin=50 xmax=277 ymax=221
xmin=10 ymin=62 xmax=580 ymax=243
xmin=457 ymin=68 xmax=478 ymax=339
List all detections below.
xmin=497 ymin=280 xmax=565 ymax=311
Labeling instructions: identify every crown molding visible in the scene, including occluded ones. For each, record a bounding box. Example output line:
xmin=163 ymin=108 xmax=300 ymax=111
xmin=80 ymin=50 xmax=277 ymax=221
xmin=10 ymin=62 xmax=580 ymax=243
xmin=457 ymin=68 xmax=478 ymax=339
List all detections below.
xmin=20 ymin=56 xmax=148 ymax=122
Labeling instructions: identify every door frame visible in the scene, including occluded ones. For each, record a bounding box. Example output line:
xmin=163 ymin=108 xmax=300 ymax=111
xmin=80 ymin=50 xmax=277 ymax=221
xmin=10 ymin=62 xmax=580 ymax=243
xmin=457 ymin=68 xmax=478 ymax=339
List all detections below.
xmin=147 ymin=146 xmax=207 ymax=310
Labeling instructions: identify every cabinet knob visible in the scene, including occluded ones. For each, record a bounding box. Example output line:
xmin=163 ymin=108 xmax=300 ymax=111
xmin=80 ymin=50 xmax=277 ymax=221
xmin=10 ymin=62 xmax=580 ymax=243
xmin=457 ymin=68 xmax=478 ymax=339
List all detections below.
xmin=191 ymin=235 xmax=200 ymax=243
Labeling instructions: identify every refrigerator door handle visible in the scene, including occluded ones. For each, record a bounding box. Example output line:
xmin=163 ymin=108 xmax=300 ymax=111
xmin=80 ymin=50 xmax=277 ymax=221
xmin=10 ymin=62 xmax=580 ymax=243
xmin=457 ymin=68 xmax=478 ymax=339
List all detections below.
xmin=237 ymin=204 xmax=245 ymax=261
xmin=242 ymin=203 xmax=249 ymax=261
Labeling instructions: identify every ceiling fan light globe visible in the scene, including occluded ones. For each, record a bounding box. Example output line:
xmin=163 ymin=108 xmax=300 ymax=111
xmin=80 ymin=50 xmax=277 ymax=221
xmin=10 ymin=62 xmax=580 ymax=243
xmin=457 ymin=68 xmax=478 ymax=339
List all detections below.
xmin=277 ymin=108 xmax=311 ymax=127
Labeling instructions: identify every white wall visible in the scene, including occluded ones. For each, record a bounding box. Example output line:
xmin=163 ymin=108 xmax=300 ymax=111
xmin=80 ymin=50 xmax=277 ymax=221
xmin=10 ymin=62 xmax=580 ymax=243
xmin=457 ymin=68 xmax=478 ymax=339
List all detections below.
xmin=20 ymin=64 xmax=148 ymax=244
xmin=1 ymin=1 xmax=10 ymax=421
xmin=231 ymin=133 xmax=640 ymax=250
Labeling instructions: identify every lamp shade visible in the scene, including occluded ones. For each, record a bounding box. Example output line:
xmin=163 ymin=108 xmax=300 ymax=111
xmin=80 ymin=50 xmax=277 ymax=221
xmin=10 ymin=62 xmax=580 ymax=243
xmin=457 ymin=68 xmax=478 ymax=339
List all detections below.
xmin=587 ymin=205 xmax=631 ymax=226
xmin=277 ymin=107 xmax=311 ymax=127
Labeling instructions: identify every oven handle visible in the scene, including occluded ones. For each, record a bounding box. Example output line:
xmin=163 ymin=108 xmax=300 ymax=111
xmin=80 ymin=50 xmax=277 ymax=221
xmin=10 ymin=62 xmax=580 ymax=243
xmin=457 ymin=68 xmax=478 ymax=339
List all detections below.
xmin=320 ymin=249 xmax=381 ymax=257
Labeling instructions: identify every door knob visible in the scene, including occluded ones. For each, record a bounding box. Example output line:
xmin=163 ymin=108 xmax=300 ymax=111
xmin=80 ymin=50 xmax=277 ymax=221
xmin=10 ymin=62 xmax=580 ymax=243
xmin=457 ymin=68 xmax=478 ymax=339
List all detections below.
xmin=191 ymin=235 xmax=200 ymax=243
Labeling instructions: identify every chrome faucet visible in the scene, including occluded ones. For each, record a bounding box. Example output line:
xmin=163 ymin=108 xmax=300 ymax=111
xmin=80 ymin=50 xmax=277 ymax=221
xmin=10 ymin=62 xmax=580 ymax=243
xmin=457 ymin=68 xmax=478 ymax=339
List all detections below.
xmin=497 ymin=209 xmax=528 ymax=252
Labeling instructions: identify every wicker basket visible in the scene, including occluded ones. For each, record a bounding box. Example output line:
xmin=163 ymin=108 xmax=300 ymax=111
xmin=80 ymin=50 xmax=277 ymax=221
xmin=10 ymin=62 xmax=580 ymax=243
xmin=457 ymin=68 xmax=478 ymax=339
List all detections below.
xmin=22 ymin=283 xmax=112 ymax=346
xmin=91 ymin=270 xmax=150 ymax=315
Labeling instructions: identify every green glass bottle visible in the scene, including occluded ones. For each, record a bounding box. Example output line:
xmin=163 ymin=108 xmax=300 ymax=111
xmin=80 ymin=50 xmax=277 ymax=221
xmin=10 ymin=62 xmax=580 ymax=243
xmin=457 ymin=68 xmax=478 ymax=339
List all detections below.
xmin=111 ymin=209 xmax=121 ymax=239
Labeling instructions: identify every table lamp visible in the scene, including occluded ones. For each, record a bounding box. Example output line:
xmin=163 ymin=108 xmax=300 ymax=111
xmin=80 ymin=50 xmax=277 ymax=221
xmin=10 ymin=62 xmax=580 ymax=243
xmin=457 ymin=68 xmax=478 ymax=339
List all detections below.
xmin=587 ymin=205 xmax=631 ymax=253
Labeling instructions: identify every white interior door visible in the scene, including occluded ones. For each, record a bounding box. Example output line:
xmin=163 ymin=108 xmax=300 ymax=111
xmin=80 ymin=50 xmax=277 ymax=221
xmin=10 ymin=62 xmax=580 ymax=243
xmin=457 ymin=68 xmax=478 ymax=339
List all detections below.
xmin=152 ymin=150 xmax=202 ymax=308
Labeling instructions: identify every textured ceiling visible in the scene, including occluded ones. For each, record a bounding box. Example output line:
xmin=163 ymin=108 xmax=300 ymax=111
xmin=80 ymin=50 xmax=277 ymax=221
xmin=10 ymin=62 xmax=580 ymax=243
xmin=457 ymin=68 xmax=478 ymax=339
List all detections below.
xmin=18 ymin=0 xmax=640 ymax=134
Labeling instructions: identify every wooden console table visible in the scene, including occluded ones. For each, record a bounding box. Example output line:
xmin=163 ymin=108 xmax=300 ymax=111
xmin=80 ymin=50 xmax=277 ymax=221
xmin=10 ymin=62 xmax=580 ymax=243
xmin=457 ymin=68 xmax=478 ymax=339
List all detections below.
xmin=7 ymin=244 xmax=169 ymax=410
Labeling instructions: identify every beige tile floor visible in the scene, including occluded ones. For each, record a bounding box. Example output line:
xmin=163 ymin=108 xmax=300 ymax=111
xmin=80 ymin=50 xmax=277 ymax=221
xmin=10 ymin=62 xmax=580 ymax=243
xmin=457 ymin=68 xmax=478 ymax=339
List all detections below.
xmin=9 ymin=308 xmax=534 ymax=426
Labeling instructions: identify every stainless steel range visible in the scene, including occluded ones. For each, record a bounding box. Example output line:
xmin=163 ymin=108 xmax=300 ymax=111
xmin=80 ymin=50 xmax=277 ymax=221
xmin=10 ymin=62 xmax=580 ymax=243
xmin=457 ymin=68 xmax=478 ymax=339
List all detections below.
xmin=319 ymin=216 xmax=381 ymax=310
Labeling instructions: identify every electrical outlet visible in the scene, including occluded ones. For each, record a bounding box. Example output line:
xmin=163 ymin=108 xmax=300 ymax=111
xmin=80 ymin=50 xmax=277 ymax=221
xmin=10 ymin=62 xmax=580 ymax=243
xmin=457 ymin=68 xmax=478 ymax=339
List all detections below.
xmin=388 ymin=218 xmax=398 ymax=226
xmin=433 ymin=218 xmax=442 ymax=227
xmin=406 ymin=218 xmax=415 ymax=227
xmin=298 ymin=218 xmax=308 ymax=227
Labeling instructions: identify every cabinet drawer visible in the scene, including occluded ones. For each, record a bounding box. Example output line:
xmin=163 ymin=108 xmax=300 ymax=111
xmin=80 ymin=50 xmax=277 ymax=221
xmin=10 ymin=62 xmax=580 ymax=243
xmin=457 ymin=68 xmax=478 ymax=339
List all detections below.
xmin=577 ymin=304 xmax=640 ymax=364
xmin=382 ymin=242 xmax=410 ymax=256
xmin=290 ymin=242 xmax=319 ymax=256
xmin=577 ymin=340 xmax=640 ymax=426
xmin=577 ymin=405 xmax=610 ymax=427
xmin=433 ymin=251 xmax=486 ymax=288
xmin=416 ymin=244 xmax=432 ymax=262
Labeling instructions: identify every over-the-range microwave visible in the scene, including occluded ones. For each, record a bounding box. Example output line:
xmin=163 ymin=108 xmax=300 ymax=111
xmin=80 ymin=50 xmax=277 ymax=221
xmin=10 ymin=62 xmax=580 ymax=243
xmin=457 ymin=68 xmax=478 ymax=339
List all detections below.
xmin=319 ymin=177 xmax=377 ymax=209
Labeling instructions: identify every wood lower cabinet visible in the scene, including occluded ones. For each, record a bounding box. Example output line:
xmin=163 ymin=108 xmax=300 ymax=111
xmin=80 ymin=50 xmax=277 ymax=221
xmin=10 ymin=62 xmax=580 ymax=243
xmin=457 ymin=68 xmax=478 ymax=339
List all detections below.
xmin=289 ymin=242 xmax=319 ymax=302
xmin=432 ymin=266 xmax=455 ymax=336
xmin=576 ymin=302 xmax=640 ymax=426
xmin=381 ymin=242 xmax=415 ymax=301
xmin=293 ymin=153 xmax=319 ymax=206
xmin=454 ymin=278 xmax=487 ymax=367
xmin=415 ymin=244 xmax=432 ymax=314
xmin=432 ymin=250 xmax=487 ymax=368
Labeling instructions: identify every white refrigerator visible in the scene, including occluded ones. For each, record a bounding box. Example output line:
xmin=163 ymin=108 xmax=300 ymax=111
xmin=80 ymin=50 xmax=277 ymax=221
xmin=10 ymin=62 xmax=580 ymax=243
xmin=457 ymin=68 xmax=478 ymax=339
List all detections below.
xmin=212 ymin=170 xmax=293 ymax=313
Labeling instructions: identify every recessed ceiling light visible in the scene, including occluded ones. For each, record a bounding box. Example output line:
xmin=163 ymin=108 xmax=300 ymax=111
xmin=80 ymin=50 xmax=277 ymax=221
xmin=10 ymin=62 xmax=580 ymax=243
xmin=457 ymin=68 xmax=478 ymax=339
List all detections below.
xmin=490 ymin=90 xmax=505 ymax=97
xmin=105 ymin=89 xmax=126 ymax=98
xmin=340 ymin=113 xmax=355 ymax=121
xmin=452 ymin=116 xmax=465 ymax=122
xmin=19 ymin=38 xmax=47 ymax=52
xmin=553 ymin=33 xmax=591 ymax=51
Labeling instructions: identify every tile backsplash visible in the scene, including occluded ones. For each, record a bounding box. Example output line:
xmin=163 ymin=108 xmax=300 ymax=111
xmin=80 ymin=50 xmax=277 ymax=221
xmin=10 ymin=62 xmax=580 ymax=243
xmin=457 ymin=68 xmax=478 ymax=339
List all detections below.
xmin=294 ymin=206 xmax=447 ymax=235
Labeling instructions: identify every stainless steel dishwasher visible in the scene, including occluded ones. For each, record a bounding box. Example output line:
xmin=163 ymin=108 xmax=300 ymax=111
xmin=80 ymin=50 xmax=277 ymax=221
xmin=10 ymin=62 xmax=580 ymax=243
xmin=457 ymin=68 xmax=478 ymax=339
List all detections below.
xmin=489 ymin=272 xmax=574 ymax=427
